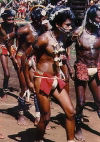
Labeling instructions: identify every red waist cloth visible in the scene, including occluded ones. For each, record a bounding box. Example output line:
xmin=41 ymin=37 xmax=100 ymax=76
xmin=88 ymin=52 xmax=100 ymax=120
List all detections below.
xmin=75 ymin=62 xmax=100 ymax=81
xmin=0 ymin=44 xmax=9 ymax=55
xmin=16 ymin=51 xmax=23 ymax=60
xmin=18 ymin=7 xmax=26 ymax=13
xmin=34 ymin=72 xmax=66 ymax=95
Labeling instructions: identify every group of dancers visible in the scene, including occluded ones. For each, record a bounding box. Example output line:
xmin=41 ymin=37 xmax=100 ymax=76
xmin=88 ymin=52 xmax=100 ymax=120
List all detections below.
xmin=0 ymin=1 xmax=100 ymax=142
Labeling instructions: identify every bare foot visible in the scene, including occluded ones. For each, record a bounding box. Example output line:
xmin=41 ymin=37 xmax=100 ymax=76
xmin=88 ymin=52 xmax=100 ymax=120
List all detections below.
xmin=0 ymin=133 xmax=5 ymax=139
xmin=75 ymin=128 xmax=85 ymax=142
xmin=34 ymin=117 xmax=40 ymax=126
xmin=46 ymin=123 xmax=51 ymax=130
xmin=1 ymin=89 xmax=9 ymax=101
xmin=17 ymin=115 xmax=28 ymax=126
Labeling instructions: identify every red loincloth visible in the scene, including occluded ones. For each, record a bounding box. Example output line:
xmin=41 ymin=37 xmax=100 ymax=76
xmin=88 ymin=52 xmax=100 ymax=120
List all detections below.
xmin=75 ymin=62 xmax=100 ymax=81
xmin=34 ymin=72 xmax=66 ymax=95
xmin=15 ymin=51 xmax=23 ymax=60
xmin=18 ymin=6 xmax=26 ymax=13
xmin=75 ymin=63 xmax=89 ymax=81
xmin=0 ymin=44 xmax=9 ymax=55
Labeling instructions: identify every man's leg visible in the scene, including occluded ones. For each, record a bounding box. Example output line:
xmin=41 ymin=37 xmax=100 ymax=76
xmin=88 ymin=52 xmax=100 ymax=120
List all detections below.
xmin=16 ymin=58 xmax=28 ymax=125
xmin=36 ymin=92 xmax=50 ymax=141
xmin=88 ymin=76 xmax=100 ymax=117
xmin=0 ymin=55 xmax=10 ymax=99
xmin=74 ymin=79 xmax=87 ymax=141
xmin=53 ymin=86 xmax=75 ymax=141
xmin=17 ymin=93 xmax=27 ymax=125
xmin=29 ymin=68 xmax=41 ymax=126
xmin=17 ymin=86 xmax=28 ymax=125
xmin=34 ymin=92 xmax=40 ymax=126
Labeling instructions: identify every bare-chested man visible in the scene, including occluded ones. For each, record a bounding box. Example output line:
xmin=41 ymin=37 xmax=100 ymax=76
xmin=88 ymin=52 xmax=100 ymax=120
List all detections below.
xmin=0 ymin=8 xmax=31 ymax=126
xmin=0 ymin=9 xmax=17 ymax=99
xmin=13 ymin=6 xmax=48 ymax=125
xmin=73 ymin=4 xmax=100 ymax=141
xmin=49 ymin=5 xmax=75 ymax=92
xmin=0 ymin=8 xmax=18 ymax=139
xmin=22 ymin=5 xmax=76 ymax=142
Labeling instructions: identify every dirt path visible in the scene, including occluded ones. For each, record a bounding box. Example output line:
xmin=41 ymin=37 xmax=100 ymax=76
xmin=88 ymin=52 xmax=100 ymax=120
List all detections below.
xmin=0 ymin=52 xmax=100 ymax=142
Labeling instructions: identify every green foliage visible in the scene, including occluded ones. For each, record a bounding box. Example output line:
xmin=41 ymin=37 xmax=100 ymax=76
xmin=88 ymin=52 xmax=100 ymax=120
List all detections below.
xmin=0 ymin=0 xmax=11 ymax=3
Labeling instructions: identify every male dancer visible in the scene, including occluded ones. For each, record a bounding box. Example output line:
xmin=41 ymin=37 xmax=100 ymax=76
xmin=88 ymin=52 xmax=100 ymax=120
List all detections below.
xmin=0 ymin=9 xmax=17 ymax=99
xmin=14 ymin=5 xmax=48 ymax=125
xmin=22 ymin=5 xmax=76 ymax=142
xmin=0 ymin=8 xmax=17 ymax=139
xmin=73 ymin=4 xmax=100 ymax=141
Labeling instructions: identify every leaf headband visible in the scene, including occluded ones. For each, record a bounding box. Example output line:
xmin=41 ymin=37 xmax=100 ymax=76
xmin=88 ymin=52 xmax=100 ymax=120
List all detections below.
xmin=49 ymin=7 xmax=70 ymax=21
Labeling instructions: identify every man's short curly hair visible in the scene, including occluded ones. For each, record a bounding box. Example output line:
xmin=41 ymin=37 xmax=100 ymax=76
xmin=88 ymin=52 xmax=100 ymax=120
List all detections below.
xmin=49 ymin=5 xmax=75 ymax=28
xmin=30 ymin=5 xmax=46 ymax=21
xmin=1 ymin=9 xmax=16 ymax=20
xmin=86 ymin=4 xmax=100 ymax=23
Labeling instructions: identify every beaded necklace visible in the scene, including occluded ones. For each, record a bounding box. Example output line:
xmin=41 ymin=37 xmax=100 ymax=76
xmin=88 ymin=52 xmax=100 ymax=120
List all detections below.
xmin=49 ymin=30 xmax=65 ymax=74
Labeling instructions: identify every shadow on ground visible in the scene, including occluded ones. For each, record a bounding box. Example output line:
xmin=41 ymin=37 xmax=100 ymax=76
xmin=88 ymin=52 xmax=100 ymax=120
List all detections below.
xmin=0 ymin=87 xmax=18 ymax=99
xmin=8 ymin=128 xmax=54 ymax=142
xmin=51 ymin=101 xmax=100 ymax=137
xmin=0 ymin=106 xmax=36 ymax=124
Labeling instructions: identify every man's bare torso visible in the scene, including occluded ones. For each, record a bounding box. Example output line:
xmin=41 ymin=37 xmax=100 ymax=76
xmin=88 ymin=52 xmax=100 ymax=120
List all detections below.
xmin=36 ymin=31 xmax=61 ymax=75
xmin=75 ymin=28 xmax=100 ymax=67
xmin=0 ymin=22 xmax=15 ymax=45
xmin=17 ymin=24 xmax=37 ymax=52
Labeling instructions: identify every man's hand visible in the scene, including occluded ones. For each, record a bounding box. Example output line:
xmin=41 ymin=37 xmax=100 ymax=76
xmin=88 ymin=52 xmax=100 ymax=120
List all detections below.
xmin=28 ymin=82 xmax=35 ymax=93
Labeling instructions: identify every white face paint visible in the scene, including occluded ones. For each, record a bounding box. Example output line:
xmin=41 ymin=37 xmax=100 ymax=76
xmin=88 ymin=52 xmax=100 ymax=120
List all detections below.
xmin=83 ymin=30 xmax=96 ymax=54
